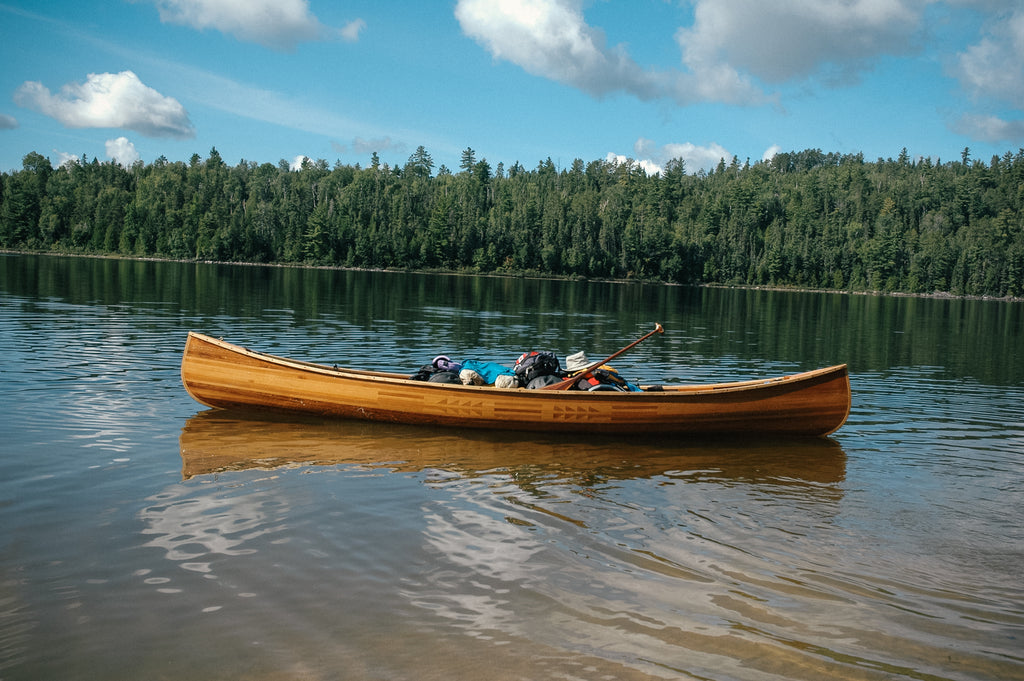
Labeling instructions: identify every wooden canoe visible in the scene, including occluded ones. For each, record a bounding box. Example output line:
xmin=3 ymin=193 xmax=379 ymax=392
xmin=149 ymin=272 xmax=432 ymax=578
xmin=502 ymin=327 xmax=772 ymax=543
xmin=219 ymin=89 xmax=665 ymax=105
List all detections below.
xmin=180 ymin=332 xmax=851 ymax=436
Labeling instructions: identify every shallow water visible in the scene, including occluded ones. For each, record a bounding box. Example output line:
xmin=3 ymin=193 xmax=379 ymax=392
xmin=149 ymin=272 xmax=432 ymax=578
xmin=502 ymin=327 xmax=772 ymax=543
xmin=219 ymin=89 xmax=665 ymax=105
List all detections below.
xmin=1 ymin=254 xmax=1021 ymax=680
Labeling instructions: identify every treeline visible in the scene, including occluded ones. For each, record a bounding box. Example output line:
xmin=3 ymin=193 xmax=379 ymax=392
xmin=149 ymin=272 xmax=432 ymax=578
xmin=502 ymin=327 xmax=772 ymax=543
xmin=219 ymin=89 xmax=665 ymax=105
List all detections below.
xmin=2 ymin=145 xmax=1023 ymax=297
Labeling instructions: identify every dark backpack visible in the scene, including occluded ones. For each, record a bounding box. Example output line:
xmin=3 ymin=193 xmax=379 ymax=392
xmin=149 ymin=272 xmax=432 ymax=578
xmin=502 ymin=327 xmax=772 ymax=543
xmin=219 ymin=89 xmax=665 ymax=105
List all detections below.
xmin=410 ymin=354 xmax=463 ymax=383
xmin=410 ymin=364 xmax=456 ymax=382
xmin=514 ymin=351 xmax=562 ymax=387
xmin=526 ymin=374 xmax=562 ymax=389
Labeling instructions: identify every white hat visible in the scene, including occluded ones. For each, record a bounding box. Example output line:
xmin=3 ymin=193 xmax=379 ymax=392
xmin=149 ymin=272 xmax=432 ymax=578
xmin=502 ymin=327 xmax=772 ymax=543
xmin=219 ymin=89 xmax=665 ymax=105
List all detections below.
xmin=565 ymin=351 xmax=589 ymax=372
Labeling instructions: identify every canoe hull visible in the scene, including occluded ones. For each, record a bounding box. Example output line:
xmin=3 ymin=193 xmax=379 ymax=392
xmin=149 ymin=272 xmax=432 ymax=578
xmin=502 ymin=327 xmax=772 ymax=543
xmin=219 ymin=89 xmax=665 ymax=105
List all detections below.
xmin=181 ymin=332 xmax=851 ymax=436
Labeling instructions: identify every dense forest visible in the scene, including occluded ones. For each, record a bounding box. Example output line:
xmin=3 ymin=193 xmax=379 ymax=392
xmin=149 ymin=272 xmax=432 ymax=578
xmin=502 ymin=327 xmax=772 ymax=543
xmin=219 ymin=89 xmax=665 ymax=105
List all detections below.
xmin=2 ymin=145 xmax=1023 ymax=298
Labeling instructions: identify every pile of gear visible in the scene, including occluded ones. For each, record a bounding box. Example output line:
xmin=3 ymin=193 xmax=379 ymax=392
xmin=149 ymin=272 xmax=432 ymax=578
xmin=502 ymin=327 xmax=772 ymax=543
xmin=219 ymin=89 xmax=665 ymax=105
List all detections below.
xmin=410 ymin=350 xmax=639 ymax=391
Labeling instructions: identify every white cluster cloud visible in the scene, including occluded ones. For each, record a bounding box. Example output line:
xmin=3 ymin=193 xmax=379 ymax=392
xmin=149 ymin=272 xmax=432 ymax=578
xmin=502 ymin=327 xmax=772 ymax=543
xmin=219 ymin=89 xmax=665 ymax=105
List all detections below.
xmin=762 ymin=145 xmax=783 ymax=162
xmin=623 ymin=138 xmax=734 ymax=176
xmin=14 ymin=71 xmax=194 ymax=139
xmin=106 ymin=137 xmax=141 ymax=166
xmin=609 ymin=139 xmax=789 ymax=176
xmin=455 ymin=0 xmax=664 ymax=101
xmin=139 ymin=0 xmax=363 ymax=51
xmin=55 ymin=150 xmax=79 ymax=168
xmin=604 ymin=153 xmax=663 ymax=177
xmin=289 ymin=154 xmax=310 ymax=171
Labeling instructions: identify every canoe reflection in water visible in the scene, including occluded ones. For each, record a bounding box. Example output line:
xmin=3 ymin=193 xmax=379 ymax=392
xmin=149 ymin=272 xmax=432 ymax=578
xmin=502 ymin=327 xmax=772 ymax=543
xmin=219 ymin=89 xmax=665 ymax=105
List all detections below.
xmin=159 ymin=412 xmax=923 ymax=680
xmin=179 ymin=409 xmax=846 ymax=491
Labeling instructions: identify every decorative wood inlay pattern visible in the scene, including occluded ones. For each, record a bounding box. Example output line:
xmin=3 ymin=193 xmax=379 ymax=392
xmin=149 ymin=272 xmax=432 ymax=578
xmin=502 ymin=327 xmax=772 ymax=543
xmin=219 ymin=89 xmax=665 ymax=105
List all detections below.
xmin=436 ymin=397 xmax=485 ymax=416
xmin=552 ymin=405 xmax=601 ymax=420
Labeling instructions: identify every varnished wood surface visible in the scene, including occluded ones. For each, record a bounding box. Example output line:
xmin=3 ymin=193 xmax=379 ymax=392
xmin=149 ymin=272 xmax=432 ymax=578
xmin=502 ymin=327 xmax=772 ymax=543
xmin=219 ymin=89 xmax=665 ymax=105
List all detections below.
xmin=181 ymin=332 xmax=851 ymax=436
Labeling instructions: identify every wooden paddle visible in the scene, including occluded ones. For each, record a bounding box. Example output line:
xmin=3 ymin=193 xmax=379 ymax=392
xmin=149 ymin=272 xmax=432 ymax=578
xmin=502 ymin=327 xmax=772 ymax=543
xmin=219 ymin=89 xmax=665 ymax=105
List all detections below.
xmin=541 ymin=323 xmax=665 ymax=391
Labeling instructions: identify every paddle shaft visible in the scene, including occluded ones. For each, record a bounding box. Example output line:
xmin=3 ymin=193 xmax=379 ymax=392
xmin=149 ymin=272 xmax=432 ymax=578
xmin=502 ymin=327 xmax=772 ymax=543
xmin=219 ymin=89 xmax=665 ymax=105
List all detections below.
xmin=542 ymin=323 xmax=665 ymax=391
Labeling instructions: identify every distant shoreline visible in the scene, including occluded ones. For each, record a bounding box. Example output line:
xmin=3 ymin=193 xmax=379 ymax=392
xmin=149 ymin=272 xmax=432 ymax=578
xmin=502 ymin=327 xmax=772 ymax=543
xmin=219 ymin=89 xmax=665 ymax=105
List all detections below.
xmin=4 ymin=249 xmax=1021 ymax=303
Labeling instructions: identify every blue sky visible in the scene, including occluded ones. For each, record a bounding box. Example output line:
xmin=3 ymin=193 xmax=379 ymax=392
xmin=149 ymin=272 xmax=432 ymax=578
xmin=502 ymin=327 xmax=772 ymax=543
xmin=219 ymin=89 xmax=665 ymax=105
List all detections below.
xmin=1 ymin=0 xmax=1022 ymax=176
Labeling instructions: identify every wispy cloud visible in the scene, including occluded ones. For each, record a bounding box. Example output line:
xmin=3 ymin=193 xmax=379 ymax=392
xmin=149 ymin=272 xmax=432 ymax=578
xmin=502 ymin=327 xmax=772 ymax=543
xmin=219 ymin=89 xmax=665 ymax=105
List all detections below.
xmin=952 ymin=113 xmax=1024 ymax=144
xmin=339 ymin=18 xmax=366 ymax=43
xmin=676 ymin=0 xmax=921 ymax=88
xmin=953 ymin=6 xmax=1024 ymax=105
xmin=177 ymin=65 xmax=394 ymax=142
xmin=14 ymin=71 xmax=195 ymax=138
xmin=0 ymin=113 xmax=18 ymax=130
xmin=949 ymin=7 xmax=1024 ymax=141
xmin=332 ymin=136 xmax=406 ymax=156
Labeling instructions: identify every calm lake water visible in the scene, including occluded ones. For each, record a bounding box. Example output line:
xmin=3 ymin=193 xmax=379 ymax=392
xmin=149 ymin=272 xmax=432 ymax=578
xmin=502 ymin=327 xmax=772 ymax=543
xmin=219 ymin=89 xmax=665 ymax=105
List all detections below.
xmin=1 ymin=253 xmax=1021 ymax=681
